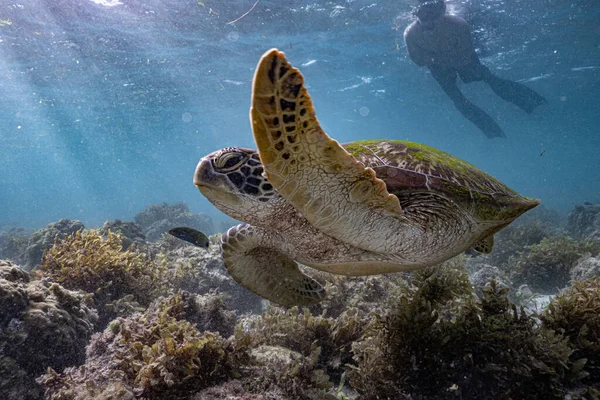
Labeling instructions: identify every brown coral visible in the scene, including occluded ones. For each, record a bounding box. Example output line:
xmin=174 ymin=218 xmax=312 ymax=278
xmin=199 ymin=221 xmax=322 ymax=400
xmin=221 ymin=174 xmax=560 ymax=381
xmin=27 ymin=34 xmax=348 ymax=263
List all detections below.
xmin=0 ymin=260 xmax=97 ymax=399
xmin=39 ymin=291 xmax=245 ymax=400
xmin=38 ymin=230 xmax=169 ymax=327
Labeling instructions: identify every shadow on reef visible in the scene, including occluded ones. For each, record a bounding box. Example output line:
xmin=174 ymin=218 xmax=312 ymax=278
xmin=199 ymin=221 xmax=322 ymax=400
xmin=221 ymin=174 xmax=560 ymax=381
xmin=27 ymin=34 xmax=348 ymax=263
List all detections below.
xmin=1 ymin=201 xmax=600 ymax=399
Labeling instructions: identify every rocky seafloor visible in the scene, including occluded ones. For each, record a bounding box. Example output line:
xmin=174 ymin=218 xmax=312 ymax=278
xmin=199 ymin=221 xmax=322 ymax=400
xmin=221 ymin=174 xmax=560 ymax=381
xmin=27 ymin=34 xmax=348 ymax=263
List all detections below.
xmin=1 ymin=201 xmax=600 ymax=400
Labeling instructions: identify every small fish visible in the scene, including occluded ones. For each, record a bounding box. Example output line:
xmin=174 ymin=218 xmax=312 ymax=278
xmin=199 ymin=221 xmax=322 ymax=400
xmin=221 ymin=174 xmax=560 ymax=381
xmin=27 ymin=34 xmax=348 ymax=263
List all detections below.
xmin=168 ymin=227 xmax=210 ymax=248
xmin=539 ymin=149 xmax=546 ymax=157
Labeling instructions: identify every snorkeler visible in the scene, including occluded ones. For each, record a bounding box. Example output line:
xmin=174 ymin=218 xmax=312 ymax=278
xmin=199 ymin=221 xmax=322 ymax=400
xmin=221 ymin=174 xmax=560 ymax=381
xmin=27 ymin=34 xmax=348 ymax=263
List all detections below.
xmin=403 ymin=0 xmax=547 ymax=138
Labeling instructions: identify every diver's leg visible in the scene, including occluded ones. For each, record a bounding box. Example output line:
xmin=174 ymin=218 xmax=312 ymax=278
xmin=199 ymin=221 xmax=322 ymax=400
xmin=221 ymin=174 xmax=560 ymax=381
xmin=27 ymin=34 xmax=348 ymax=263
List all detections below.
xmin=481 ymin=67 xmax=547 ymax=114
xmin=431 ymin=68 xmax=505 ymax=138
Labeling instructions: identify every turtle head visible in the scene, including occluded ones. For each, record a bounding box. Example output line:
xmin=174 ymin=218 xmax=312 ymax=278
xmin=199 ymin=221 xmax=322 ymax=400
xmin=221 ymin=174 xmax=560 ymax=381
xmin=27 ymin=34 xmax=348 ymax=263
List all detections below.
xmin=194 ymin=147 xmax=280 ymax=224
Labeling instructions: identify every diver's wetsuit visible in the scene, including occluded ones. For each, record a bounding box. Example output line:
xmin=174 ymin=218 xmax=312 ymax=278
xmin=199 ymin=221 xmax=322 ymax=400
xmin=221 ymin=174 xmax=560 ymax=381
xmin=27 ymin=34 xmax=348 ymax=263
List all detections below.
xmin=429 ymin=52 xmax=547 ymax=138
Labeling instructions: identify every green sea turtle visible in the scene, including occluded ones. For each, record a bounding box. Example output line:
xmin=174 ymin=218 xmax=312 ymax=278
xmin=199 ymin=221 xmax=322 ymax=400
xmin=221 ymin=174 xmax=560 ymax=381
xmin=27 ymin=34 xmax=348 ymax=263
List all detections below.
xmin=188 ymin=49 xmax=539 ymax=306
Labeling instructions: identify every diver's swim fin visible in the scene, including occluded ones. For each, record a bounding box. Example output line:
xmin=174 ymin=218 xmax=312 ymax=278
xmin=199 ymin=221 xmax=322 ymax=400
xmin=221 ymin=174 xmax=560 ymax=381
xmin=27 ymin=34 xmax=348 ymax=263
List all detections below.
xmin=432 ymin=70 xmax=505 ymax=139
xmin=462 ymin=102 xmax=505 ymax=139
xmin=448 ymin=90 xmax=505 ymax=138
xmin=486 ymin=75 xmax=547 ymax=114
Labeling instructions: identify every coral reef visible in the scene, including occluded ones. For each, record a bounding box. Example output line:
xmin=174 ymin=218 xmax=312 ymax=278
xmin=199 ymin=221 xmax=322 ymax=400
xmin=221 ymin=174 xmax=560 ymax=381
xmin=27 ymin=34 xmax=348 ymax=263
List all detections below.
xmin=511 ymin=236 xmax=600 ymax=293
xmin=191 ymin=380 xmax=272 ymax=399
xmin=98 ymin=219 xmax=146 ymax=250
xmin=0 ymin=227 xmax=30 ymax=266
xmin=241 ymin=305 xmax=367 ymax=384
xmin=306 ymin=271 xmax=409 ymax=319
xmin=542 ymin=278 xmax=600 ymax=383
xmin=156 ymin=234 xmax=265 ymax=314
xmin=469 ymin=263 xmax=514 ymax=298
xmin=7 ymin=205 xmax=600 ymax=399
xmin=134 ymin=202 xmax=215 ymax=242
xmin=39 ymin=291 xmax=248 ymax=400
xmin=348 ymin=266 xmax=584 ymax=399
xmin=571 ymin=255 xmax=600 ymax=281
xmin=23 ymin=219 xmax=85 ymax=271
xmin=38 ymin=230 xmax=169 ymax=328
xmin=567 ymin=202 xmax=600 ymax=243
xmin=175 ymin=290 xmax=237 ymax=338
xmin=0 ymin=260 xmax=97 ymax=399
xmin=242 ymin=344 xmax=334 ymax=400
xmin=471 ymin=222 xmax=550 ymax=270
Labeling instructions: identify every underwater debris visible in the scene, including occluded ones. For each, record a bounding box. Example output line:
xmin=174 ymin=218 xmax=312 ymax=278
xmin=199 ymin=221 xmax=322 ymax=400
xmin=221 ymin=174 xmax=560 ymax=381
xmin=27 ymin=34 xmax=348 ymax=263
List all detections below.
xmin=0 ymin=260 xmax=97 ymax=399
xmin=134 ymin=202 xmax=215 ymax=242
xmin=23 ymin=218 xmax=85 ymax=270
xmin=226 ymin=0 xmax=260 ymax=25
xmin=38 ymin=230 xmax=169 ymax=328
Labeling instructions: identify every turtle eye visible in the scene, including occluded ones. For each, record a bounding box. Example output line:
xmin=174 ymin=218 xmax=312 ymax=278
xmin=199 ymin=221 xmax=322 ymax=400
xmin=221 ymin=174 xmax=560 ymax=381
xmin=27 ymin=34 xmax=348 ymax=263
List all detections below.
xmin=214 ymin=151 xmax=248 ymax=172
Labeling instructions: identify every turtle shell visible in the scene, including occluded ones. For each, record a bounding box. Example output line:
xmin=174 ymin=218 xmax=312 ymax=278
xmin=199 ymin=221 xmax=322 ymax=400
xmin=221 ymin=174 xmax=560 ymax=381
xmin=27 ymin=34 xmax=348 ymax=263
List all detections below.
xmin=342 ymin=140 xmax=540 ymax=223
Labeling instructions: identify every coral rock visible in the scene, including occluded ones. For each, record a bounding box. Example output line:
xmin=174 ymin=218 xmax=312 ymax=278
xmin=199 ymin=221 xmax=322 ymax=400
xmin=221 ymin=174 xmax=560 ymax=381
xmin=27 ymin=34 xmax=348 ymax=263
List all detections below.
xmin=24 ymin=219 xmax=85 ymax=270
xmin=134 ymin=202 xmax=214 ymax=242
xmin=567 ymin=203 xmax=600 ymax=243
xmin=0 ymin=261 xmax=97 ymax=399
xmin=0 ymin=227 xmax=30 ymax=266
xmin=570 ymin=255 xmax=600 ymax=282
xmin=98 ymin=219 xmax=146 ymax=250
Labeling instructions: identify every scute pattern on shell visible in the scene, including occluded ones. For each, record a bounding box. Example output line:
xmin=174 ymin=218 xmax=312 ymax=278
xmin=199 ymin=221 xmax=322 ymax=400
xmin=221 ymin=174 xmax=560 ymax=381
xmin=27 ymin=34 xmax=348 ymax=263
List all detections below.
xmin=343 ymin=140 xmax=539 ymax=222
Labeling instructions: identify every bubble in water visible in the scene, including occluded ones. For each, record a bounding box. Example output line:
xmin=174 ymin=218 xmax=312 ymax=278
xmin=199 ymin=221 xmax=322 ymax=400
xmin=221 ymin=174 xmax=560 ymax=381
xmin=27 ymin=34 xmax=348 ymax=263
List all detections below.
xmin=359 ymin=106 xmax=370 ymax=117
xmin=182 ymin=112 xmax=192 ymax=122
xmin=227 ymin=31 xmax=240 ymax=42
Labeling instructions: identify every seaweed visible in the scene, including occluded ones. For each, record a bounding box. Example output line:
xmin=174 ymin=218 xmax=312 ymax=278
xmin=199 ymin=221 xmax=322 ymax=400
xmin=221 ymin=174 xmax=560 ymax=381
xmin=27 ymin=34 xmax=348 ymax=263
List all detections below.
xmin=39 ymin=291 xmax=247 ymax=400
xmin=242 ymin=305 xmax=368 ymax=383
xmin=348 ymin=264 xmax=583 ymax=399
xmin=542 ymin=278 xmax=600 ymax=383
xmin=511 ymin=236 xmax=600 ymax=293
xmin=38 ymin=230 xmax=169 ymax=327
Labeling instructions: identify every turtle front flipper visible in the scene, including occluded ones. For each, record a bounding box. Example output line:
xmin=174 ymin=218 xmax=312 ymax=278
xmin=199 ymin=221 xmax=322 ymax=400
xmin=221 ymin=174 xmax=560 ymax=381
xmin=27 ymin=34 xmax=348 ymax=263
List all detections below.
xmin=221 ymin=224 xmax=325 ymax=307
xmin=250 ymin=49 xmax=404 ymax=252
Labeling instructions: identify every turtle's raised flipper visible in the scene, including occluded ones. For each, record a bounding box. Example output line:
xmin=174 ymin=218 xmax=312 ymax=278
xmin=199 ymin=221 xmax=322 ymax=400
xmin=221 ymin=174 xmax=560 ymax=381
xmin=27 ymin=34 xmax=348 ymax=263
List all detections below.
xmin=221 ymin=224 xmax=325 ymax=307
xmin=250 ymin=49 xmax=403 ymax=252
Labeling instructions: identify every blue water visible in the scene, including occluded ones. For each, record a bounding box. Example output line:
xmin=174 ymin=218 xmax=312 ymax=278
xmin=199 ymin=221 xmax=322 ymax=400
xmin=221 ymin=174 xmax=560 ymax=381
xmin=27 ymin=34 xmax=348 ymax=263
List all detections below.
xmin=0 ymin=0 xmax=599 ymax=228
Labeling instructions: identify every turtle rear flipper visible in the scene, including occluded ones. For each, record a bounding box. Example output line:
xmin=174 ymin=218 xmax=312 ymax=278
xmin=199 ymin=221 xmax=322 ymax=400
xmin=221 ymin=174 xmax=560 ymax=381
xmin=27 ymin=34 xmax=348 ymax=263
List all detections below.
xmin=472 ymin=235 xmax=494 ymax=254
xmin=222 ymin=224 xmax=325 ymax=307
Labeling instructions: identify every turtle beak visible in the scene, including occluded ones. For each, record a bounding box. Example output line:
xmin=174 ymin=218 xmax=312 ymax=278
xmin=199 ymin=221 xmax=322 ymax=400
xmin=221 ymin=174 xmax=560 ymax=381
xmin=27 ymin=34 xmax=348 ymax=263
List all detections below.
xmin=194 ymin=157 xmax=242 ymax=206
xmin=193 ymin=158 xmax=213 ymax=188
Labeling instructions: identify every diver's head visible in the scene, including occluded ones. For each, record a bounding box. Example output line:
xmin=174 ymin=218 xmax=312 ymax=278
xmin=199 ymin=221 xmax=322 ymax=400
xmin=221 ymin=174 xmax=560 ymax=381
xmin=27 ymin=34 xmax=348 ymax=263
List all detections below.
xmin=414 ymin=0 xmax=446 ymax=27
